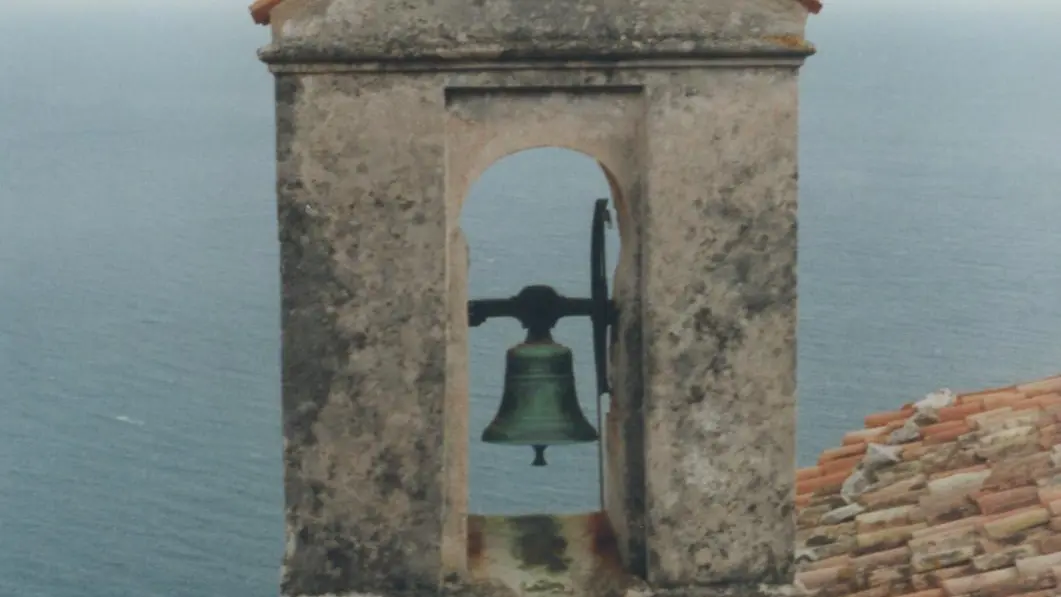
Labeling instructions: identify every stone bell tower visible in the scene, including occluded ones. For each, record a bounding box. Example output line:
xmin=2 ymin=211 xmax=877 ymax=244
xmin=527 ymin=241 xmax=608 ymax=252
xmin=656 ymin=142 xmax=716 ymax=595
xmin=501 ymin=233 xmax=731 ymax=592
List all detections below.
xmin=252 ymin=0 xmax=818 ymax=595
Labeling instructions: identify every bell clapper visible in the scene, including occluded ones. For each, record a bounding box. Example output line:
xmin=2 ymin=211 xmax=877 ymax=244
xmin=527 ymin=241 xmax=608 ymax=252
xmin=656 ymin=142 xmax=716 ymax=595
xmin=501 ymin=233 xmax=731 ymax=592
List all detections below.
xmin=532 ymin=445 xmax=548 ymax=466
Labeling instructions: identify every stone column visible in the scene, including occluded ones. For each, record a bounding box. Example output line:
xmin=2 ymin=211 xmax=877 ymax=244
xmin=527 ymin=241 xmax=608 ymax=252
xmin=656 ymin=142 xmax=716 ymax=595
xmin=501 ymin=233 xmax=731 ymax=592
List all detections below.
xmin=275 ymin=73 xmax=458 ymax=596
xmin=640 ymin=68 xmax=800 ymax=587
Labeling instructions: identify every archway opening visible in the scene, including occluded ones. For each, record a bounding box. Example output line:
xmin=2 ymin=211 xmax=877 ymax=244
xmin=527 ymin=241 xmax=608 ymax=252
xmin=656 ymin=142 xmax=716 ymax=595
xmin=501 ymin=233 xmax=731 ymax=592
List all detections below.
xmin=461 ymin=147 xmax=621 ymax=517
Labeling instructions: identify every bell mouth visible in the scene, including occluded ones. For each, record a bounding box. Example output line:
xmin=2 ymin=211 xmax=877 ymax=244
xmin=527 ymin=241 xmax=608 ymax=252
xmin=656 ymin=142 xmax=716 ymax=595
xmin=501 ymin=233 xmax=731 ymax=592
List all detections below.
xmin=480 ymin=337 xmax=600 ymax=461
xmin=479 ymin=432 xmax=598 ymax=445
xmin=481 ymin=429 xmax=599 ymax=468
xmin=480 ymin=430 xmax=600 ymax=445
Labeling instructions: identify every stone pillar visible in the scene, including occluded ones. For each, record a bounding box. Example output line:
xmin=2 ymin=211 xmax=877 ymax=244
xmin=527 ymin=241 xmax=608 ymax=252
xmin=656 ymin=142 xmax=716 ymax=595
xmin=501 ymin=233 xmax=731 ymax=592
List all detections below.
xmin=640 ymin=69 xmax=800 ymax=587
xmin=274 ymin=73 xmax=455 ymax=596
xmin=255 ymin=1 xmax=816 ymax=595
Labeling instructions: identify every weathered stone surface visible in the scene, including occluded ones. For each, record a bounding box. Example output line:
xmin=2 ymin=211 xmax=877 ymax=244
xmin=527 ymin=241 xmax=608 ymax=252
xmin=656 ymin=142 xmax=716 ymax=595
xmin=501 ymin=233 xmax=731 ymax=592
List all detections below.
xmin=281 ymin=582 xmax=808 ymax=597
xmin=267 ymin=1 xmax=811 ymax=595
xmin=276 ymin=72 xmax=453 ymax=596
xmin=260 ymin=0 xmax=814 ymax=64
xmin=646 ymin=583 xmax=811 ymax=597
xmin=641 ymin=67 xmax=800 ymax=586
xmin=275 ymin=65 xmax=805 ymax=594
xmin=466 ymin=512 xmax=642 ymax=597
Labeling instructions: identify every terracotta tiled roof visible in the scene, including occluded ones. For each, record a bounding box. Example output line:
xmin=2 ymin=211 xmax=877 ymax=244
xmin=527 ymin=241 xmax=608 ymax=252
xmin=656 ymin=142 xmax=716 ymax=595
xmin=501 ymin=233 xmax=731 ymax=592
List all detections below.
xmin=248 ymin=0 xmax=823 ymax=26
xmin=798 ymin=0 xmax=824 ymax=14
xmin=794 ymin=373 xmax=1061 ymax=597
xmin=250 ymin=0 xmax=282 ymax=25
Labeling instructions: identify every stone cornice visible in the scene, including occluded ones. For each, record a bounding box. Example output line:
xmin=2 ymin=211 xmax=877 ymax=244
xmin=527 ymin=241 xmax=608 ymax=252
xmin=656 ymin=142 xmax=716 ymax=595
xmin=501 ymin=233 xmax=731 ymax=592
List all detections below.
xmin=258 ymin=38 xmax=816 ymax=69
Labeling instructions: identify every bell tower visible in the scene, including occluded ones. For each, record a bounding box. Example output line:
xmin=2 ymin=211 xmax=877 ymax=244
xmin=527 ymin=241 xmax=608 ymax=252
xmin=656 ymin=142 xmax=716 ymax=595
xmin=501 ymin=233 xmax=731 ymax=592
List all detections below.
xmin=253 ymin=0 xmax=818 ymax=595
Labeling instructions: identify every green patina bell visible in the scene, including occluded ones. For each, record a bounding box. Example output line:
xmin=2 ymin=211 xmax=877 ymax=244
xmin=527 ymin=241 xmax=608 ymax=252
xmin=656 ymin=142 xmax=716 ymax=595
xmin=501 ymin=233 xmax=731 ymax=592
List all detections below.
xmin=481 ymin=340 xmax=599 ymax=466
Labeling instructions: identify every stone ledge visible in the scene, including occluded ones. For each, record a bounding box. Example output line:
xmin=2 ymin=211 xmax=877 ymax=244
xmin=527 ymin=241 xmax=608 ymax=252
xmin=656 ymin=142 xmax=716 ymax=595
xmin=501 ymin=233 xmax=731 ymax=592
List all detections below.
xmin=258 ymin=0 xmax=814 ymax=66
xmin=258 ymin=38 xmax=815 ymax=66
xmin=282 ymin=579 xmax=515 ymax=597
xmin=282 ymin=582 xmax=809 ymax=597
xmin=642 ymin=583 xmax=810 ymax=597
xmin=264 ymin=56 xmax=810 ymax=75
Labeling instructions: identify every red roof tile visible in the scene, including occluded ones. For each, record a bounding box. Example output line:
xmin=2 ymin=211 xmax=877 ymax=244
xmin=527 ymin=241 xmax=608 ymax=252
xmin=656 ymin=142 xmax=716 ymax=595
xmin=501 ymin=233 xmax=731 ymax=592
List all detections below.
xmin=796 ymin=373 xmax=1061 ymax=597
xmin=250 ymin=0 xmax=282 ymax=25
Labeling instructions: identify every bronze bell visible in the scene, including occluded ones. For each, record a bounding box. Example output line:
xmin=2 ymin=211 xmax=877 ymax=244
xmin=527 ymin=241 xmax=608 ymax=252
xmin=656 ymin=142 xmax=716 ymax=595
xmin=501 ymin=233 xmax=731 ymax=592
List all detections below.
xmin=481 ymin=339 xmax=599 ymax=466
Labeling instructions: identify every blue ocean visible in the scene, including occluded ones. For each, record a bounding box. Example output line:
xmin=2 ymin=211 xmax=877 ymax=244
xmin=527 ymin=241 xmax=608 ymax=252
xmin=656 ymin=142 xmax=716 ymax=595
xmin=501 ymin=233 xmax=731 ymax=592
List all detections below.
xmin=1 ymin=1 xmax=1060 ymax=595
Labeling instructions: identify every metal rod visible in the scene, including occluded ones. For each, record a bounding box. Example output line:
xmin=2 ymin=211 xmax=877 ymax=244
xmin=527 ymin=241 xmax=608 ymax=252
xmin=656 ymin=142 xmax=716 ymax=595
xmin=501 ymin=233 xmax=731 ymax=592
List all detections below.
xmin=597 ymin=390 xmax=605 ymax=512
xmin=589 ymin=198 xmax=611 ymax=514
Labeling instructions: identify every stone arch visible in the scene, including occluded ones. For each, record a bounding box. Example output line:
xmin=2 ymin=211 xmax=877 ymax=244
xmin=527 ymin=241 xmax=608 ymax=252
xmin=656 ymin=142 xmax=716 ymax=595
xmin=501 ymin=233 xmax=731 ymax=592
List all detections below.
xmin=459 ymin=146 xmax=617 ymax=518
xmin=453 ymin=143 xmax=631 ymax=233
xmin=440 ymin=89 xmax=645 ymax=576
xmin=443 ymin=90 xmax=643 ymax=354
xmin=446 ymin=110 xmax=638 ymax=245
xmin=455 ymin=143 xmax=632 ymax=301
